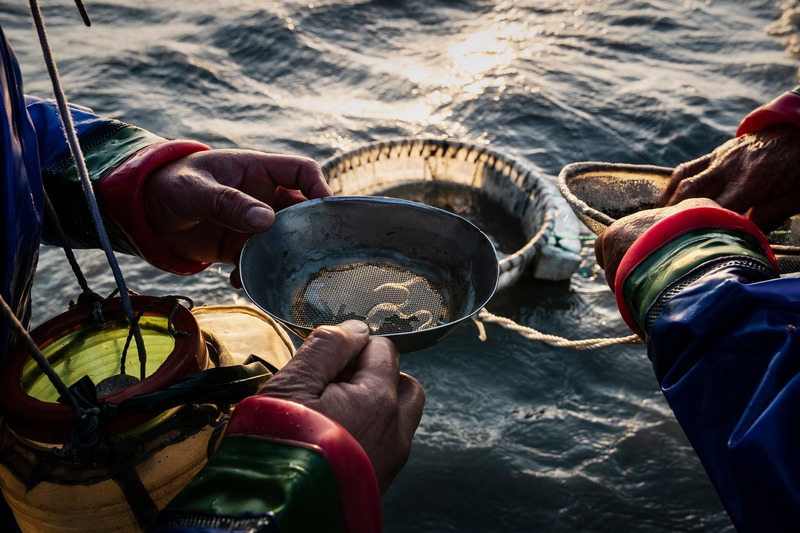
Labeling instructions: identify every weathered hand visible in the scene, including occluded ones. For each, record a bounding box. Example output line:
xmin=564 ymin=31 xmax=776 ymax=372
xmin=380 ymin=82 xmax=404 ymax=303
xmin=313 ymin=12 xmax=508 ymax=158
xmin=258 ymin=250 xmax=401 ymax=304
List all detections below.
xmin=595 ymin=198 xmax=721 ymax=290
xmin=257 ymin=320 xmax=426 ymax=493
xmin=143 ymin=149 xmax=332 ymax=286
xmin=659 ymin=124 xmax=800 ymax=231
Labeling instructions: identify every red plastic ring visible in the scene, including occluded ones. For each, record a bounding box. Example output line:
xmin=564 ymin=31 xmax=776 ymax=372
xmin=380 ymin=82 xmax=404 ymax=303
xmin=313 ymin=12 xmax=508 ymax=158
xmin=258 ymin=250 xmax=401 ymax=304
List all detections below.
xmin=0 ymin=296 xmax=208 ymax=443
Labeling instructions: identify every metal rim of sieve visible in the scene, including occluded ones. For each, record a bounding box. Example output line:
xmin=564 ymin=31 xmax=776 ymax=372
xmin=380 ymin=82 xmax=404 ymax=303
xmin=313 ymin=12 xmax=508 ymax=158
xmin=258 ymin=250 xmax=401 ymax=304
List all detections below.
xmin=239 ymin=196 xmax=500 ymax=353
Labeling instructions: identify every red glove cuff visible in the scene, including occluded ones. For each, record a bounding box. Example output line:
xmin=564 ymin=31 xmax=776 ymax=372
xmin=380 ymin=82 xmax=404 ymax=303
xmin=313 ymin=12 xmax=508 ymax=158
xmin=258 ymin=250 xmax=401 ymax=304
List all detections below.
xmin=227 ymin=395 xmax=382 ymax=533
xmin=614 ymin=206 xmax=777 ymax=337
xmin=736 ymin=90 xmax=800 ymax=136
xmin=97 ymin=140 xmax=213 ymax=275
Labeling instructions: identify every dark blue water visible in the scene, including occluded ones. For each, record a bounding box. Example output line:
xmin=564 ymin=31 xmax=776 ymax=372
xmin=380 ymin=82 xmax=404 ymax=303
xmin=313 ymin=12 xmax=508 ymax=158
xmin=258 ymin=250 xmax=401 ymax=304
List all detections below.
xmin=2 ymin=0 xmax=798 ymax=530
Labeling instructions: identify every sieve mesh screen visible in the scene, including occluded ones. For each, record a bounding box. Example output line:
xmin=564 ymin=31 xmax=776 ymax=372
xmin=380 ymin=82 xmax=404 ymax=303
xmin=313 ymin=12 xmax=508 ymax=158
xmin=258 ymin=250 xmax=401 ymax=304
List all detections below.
xmin=291 ymin=262 xmax=448 ymax=335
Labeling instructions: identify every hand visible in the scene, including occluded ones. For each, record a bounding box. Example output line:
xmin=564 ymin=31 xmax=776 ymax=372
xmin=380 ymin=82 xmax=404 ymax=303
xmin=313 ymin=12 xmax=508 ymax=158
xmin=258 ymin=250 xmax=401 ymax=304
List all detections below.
xmin=659 ymin=124 xmax=800 ymax=231
xmin=257 ymin=320 xmax=426 ymax=493
xmin=595 ymin=198 xmax=721 ymax=289
xmin=143 ymin=149 xmax=332 ymax=286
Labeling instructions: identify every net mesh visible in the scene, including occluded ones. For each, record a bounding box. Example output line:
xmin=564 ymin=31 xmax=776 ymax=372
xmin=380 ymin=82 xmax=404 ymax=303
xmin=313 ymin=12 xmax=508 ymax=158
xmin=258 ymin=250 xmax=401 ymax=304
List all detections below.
xmin=292 ymin=262 xmax=447 ymax=335
xmin=558 ymin=162 xmax=800 ymax=274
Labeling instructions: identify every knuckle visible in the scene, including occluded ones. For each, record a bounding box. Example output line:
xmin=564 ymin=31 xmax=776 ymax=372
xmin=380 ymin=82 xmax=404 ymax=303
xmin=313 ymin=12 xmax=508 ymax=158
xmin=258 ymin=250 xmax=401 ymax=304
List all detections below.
xmin=676 ymin=178 xmax=696 ymax=195
xmin=212 ymin=186 xmax=246 ymax=220
xmin=672 ymin=162 xmax=691 ymax=178
xmin=369 ymin=335 xmax=397 ymax=355
xmin=304 ymin=325 xmax=348 ymax=349
xmin=301 ymin=156 xmax=323 ymax=173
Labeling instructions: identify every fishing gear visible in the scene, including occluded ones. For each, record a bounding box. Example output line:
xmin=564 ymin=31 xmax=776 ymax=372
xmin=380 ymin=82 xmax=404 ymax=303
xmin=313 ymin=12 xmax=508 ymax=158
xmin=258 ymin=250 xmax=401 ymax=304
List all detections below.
xmin=0 ymin=4 xmax=291 ymax=531
xmin=557 ymin=161 xmax=800 ymax=274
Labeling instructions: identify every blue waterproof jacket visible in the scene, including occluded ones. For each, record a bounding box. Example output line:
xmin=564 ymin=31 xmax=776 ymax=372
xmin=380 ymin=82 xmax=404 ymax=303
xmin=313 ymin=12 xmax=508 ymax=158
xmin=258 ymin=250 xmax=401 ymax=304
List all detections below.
xmin=650 ymin=264 xmax=800 ymax=531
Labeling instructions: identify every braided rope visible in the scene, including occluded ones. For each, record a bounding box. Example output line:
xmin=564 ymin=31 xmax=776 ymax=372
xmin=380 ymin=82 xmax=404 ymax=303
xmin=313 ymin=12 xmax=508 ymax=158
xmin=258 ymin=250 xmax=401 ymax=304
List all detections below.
xmin=476 ymin=308 xmax=642 ymax=350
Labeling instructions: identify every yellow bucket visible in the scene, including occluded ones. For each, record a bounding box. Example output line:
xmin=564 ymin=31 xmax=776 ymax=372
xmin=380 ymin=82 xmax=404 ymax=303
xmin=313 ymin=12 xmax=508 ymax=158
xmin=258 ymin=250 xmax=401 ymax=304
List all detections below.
xmin=0 ymin=299 xmax=294 ymax=532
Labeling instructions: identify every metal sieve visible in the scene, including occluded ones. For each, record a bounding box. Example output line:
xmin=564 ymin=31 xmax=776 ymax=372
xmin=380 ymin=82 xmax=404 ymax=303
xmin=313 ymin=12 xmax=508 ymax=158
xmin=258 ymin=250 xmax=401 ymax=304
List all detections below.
xmin=239 ymin=196 xmax=499 ymax=353
xmin=557 ymin=161 xmax=800 ymax=274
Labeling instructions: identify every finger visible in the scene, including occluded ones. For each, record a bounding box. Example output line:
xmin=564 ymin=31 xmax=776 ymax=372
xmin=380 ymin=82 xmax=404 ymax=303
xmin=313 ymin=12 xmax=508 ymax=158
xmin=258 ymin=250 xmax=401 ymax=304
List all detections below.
xmin=594 ymin=231 xmax=607 ymax=269
xmin=714 ymin=185 xmax=757 ymax=215
xmin=186 ymin=176 xmax=276 ymax=233
xmin=663 ymin=165 xmax=728 ymax=207
xmin=659 ymin=156 xmax=710 ymax=206
xmin=397 ymin=372 xmax=425 ymax=441
xmin=251 ymin=153 xmax=332 ymax=200
xmin=594 ymin=229 xmax=616 ymax=292
xmin=272 ymin=187 xmax=312 ymax=211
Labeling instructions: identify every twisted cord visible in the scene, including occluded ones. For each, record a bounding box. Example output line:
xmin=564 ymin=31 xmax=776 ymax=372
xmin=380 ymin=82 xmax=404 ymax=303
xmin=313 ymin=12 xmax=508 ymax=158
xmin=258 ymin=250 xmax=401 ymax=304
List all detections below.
xmin=120 ymin=295 xmax=194 ymax=379
xmin=476 ymin=308 xmax=642 ymax=350
xmin=28 ymin=0 xmax=147 ymax=360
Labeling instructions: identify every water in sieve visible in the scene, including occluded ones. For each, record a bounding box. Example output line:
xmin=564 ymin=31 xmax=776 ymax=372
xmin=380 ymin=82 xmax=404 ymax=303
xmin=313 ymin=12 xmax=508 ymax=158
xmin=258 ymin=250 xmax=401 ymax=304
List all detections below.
xmin=291 ymin=262 xmax=448 ymax=335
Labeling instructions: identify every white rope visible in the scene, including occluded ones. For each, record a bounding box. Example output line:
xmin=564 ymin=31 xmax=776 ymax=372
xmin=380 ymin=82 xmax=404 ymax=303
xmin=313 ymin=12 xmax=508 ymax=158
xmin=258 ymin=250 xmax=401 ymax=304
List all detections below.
xmin=476 ymin=309 xmax=642 ymax=350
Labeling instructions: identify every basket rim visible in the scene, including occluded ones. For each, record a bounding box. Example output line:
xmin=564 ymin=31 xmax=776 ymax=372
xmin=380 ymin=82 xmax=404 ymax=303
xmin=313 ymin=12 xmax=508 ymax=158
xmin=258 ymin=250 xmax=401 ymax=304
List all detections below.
xmin=557 ymin=161 xmax=674 ymax=234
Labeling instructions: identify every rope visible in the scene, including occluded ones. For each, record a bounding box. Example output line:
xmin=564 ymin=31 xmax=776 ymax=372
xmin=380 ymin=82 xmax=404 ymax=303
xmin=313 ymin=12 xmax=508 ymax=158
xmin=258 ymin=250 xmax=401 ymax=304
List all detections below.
xmin=43 ymin=191 xmax=103 ymax=310
xmin=73 ymin=0 xmax=91 ymax=26
xmin=120 ymin=296 xmax=194 ymax=379
xmin=476 ymin=308 xmax=642 ymax=350
xmin=28 ymin=0 xmax=147 ymax=360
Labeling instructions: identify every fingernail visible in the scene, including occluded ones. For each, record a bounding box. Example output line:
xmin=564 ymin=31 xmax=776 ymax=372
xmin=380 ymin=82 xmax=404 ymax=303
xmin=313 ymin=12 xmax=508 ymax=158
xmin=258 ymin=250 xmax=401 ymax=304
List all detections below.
xmin=243 ymin=206 xmax=273 ymax=230
xmin=340 ymin=320 xmax=369 ymax=335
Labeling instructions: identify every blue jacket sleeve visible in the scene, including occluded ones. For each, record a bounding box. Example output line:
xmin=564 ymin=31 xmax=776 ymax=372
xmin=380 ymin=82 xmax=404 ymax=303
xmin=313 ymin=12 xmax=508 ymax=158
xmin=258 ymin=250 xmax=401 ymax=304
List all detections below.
xmin=649 ymin=265 xmax=800 ymax=532
xmin=24 ymin=96 xmax=166 ymax=251
xmin=619 ymin=217 xmax=800 ymax=532
xmin=25 ymin=96 xmax=115 ymax=170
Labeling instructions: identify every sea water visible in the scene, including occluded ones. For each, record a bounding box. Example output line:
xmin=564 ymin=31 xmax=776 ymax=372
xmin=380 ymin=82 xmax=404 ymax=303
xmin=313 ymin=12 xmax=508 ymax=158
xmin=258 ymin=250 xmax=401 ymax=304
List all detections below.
xmin=2 ymin=1 xmax=798 ymax=531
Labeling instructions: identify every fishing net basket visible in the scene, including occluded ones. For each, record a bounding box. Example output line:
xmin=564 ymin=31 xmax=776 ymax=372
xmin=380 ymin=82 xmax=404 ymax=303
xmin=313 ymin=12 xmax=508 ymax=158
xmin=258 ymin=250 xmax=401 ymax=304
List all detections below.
xmin=557 ymin=161 xmax=800 ymax=274
xmin=321 ymin=138 xmax=582 ymax=288
xmin=239 ymin=196 xmax=499 ymax=353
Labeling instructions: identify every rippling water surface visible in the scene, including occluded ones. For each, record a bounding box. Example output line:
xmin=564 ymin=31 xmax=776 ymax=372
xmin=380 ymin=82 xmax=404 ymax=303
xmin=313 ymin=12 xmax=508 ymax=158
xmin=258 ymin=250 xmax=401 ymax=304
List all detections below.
xmin=2 ymin=1 xmax=799 ymax=531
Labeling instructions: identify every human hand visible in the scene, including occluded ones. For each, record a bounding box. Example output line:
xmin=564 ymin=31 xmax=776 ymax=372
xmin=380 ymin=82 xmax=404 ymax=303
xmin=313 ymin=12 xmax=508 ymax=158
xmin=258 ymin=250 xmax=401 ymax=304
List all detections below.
xmin=594 ymin=198 xmax=721 ymax=289
xmin=257 ymin=320 xmax=425 ymax=493
xmin=143 ymin=149 xmax=332 ymax=286
xmin=659 ymin=124 xmax=800 ymax=231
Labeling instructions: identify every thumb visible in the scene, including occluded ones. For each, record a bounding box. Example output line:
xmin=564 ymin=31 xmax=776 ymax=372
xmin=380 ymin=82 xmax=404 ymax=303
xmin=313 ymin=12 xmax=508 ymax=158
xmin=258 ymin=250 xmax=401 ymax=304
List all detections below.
xmin=257 ymin=321 xmax=371 ymax=399
xmin=201 ymin=182 xmax=275 ymax=232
